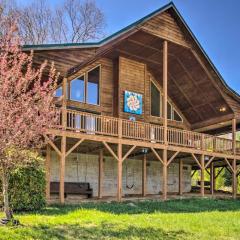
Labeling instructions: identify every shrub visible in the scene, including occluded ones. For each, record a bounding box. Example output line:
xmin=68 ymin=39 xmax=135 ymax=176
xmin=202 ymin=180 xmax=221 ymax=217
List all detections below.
xmin=0 ymin=157 xmax=46 ymax=212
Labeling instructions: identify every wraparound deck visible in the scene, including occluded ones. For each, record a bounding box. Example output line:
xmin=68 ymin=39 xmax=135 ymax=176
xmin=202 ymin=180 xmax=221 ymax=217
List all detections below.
xmin=51 ymin=109 xmax=240 ymax=159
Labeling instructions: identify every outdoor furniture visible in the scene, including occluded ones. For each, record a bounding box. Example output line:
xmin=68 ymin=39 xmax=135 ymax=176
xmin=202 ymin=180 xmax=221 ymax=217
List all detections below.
xmin=50 ymin=182 xmax=93 ymax=198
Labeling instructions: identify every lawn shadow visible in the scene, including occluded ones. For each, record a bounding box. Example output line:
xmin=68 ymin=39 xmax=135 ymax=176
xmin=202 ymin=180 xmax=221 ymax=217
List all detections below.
xmin=17 ymin=223 xmax=189 ymax=240
xmin=19 ymin=198 xmax=240 ymax=216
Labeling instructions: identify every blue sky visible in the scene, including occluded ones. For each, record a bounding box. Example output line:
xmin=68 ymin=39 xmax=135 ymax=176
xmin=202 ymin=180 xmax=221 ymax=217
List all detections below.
xmin=18 ymin=0 xmax=240 ymax=94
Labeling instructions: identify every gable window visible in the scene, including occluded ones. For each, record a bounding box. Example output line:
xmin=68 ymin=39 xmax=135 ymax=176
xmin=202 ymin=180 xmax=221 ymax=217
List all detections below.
xmin=173 ymin=109 xmax=182 ymax=122
xmin=167 ymin=102 xmax=172 ymax=120
xmin=87 ymin=66 xmax=100 ymax=105
xmin=69 ymin=65 xmax=100 ymax=105
xmin=70 ymin=75 xmax=85 ymax=102
xmin=151 ymin=82 xmax=161 ymax=117
xmin=150 ymin=80 xmax=183 ymax=122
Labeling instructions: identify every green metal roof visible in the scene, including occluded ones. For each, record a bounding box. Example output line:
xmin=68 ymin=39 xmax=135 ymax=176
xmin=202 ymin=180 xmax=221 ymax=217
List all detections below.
xmin=23 ymin=2 xmax=174 ymax=50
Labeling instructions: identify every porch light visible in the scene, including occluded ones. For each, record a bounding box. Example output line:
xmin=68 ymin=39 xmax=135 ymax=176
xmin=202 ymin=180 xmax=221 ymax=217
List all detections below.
xmin=219 ymin=106 xmax=226 ymax=112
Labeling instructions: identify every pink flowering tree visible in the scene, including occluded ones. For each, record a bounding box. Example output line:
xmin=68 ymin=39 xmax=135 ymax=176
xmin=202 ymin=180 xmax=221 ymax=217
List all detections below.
xmin=0 ymin=21 xmax=59 ymax=221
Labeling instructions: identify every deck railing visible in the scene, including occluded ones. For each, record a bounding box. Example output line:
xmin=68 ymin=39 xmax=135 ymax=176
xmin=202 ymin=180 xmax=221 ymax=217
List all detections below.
xmin=57 ymin=109 xmax=239 ymax=155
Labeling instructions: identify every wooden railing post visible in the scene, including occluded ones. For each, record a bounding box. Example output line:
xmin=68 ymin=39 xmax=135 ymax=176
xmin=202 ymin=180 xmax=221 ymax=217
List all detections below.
xmin=118 ymin=119 xmax=122 ymax=139
xmin=201 ymin=134 xmax=204 ymax=151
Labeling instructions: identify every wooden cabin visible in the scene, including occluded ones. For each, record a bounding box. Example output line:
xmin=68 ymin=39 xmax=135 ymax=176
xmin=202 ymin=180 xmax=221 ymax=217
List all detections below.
xmin=24 ymin=3 xmax=240 ymax=203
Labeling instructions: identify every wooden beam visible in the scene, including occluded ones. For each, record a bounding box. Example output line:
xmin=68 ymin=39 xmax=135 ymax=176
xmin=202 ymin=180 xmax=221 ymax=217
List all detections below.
xmin=200 ymin=155 xmax=205 ymax=197
xmin=205 ymin=169 xmax=210 ymax=176
xmin=151 ymin=148 xmax=163 ymax=165
xmin=179 ymin=159 xmax=183 ymax=196
xmin=162 ymin=149 xmax=168 ymax=200
xmin=191 ymin=169 xmax=197 ymax=178
xmin=45 ymin=145 xmax=51 ymax=201
xmin=224 ymin=158 xmax=234 ymax=173
xmin=163 ymin=40 xmax=168 ymax=145
xmin=215 ymin=167 xmax=224 ymax=179
xmin=60 ymin=135 xmax=66 ymax=204
xmin=204 ymin=156 xmax=215 ymax=169
xmin=142 ymin=153 xmax=147 ymax=197
xmin=98 ymin=149 xmax=103 ymax=199
xmin=167 ymin=151 xmax=179 ymax=166
xmin=122 ymin=145 xmax=137 ymax=162
xmin=45 ymin=135 xmax=62 ymax=157
xmin=103 ymin=141 xmax=118 ymax=161
xmin=66 ymin=139 xmax=85 ymax=157
xmin=117 ymin=144 xmax=123 ymax=202
xmin=191 ymin=153 xmax=202 ymax=169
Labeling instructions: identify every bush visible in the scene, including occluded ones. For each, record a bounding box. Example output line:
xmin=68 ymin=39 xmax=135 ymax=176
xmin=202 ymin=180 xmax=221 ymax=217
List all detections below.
xmin=0 ymin=160 xmax=46 ymax=212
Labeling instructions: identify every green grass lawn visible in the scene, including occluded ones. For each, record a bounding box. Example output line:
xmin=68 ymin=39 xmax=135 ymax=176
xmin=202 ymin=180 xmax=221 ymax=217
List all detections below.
xmin=1 ymin=198 xmax=240 ymax=240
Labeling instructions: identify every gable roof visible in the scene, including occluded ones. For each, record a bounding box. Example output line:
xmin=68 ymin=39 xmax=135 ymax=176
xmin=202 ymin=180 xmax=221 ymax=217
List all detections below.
xmin=23 ymin=2 xmax=240 ymax=103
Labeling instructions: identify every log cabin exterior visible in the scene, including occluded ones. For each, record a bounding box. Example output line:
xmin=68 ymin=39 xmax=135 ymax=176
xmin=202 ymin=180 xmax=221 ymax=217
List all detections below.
xmin=24 ymin=3 xmax=240 ymax=203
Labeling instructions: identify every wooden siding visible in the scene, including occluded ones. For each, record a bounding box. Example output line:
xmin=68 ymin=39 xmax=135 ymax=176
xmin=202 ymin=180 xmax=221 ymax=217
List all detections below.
xmin=32 ymin=48 xmax=97 ymax=77
xmin=118 ymin=57 xmax=146 ymax=121
xmin=140 ymin=11 xmax=191 ymax=48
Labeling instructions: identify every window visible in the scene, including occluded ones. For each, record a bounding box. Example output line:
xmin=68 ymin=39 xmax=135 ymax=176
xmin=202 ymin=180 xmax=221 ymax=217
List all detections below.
xmin=70 ymin=75 xmax=85 ymax=102
xmin=151 ymin=82 xmax=160 ymax=117
xmin=150 ymin=80 xmax=183 ymax=122
xmin=167 ymin=102 xmax=172 ymax=120
xmin=69 ymin=65 xmax=100 ymax=105
xmin=87 ymin=66 xmax=100 ymax=105
xmin=55 ymin=86 xmax=62 ymax=97
xmin=173 ymin=109 xmax=182 ymax=122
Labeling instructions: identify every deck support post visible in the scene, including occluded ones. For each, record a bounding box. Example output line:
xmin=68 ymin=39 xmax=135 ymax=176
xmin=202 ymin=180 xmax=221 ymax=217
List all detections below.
xmin=60 ymin=135 xmax=66 ymax=204
xmin=117 ymin=143 xmax=122 ymax=202
xmin=45 ymin=144 xmax=51 ymax=201
xmin=210 ymin=162 xmax=214 ymax=196
xmin=200 ymin=155 xmax=205 ymax=197
xmin=179 ymin=159 xmax=183 ymax=196
xmin=142 ymin=153 xmax=147 ymax=197
xmin=98 ymin=149 xmax=103 ymax=199
xmin=232 ymin=158 xmax=237 ymax=199
xmin=162 ymin=149 xmax=168 ymax=201
xmin=59 ymin=77 xmax=67 ymax=204
xmin=232 ymin=118 xmax=237 ymax=199
xmin=162 ymin=40 xmax=168 ymax=201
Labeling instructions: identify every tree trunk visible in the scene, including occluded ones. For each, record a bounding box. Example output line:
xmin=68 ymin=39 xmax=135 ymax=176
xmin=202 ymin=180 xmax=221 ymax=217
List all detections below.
xmin=1 ymin=168 xmax=12 ymax=220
